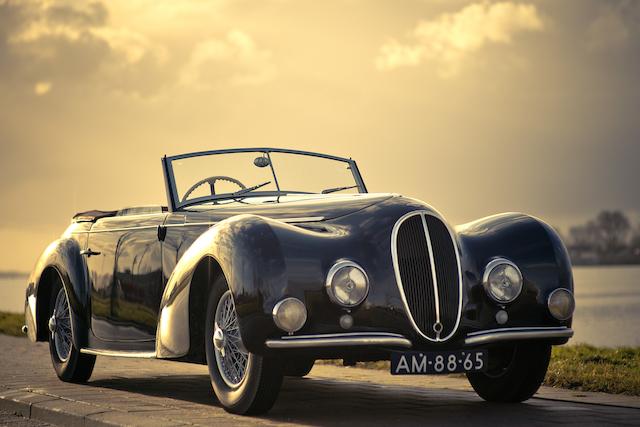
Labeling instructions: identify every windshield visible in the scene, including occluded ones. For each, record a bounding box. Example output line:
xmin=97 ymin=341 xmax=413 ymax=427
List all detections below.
xmin=165 ymin=149 xmax=365 ymax=209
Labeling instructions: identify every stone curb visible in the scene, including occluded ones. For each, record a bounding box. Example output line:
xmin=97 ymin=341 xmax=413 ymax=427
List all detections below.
xmin=0 ymin=389 xmax=191 ymax=427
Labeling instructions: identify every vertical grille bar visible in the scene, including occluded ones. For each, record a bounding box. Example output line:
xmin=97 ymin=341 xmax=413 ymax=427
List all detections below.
xmin=391 ymin=211 xmax=462 ymax=342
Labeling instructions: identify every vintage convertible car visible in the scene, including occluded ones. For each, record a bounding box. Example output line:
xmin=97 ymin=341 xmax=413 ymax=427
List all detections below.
xmin=24 ymin=148 xmax=575 ymax=414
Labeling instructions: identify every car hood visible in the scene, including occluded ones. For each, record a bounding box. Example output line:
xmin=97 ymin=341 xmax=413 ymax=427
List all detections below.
xmin=183 ymin=193 xmax=396 ymax=223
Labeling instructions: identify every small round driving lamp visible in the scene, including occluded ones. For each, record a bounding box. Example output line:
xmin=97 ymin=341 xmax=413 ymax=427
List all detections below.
xmin=548 ymin=288 xmax=575 ymax=321
xmin=483 ymin=258 xmax=523 ymax=303
xmin=272 ymin=297 xmax=307 ymax=333
xmin=325 ymin=260 xmax=369 ymax=307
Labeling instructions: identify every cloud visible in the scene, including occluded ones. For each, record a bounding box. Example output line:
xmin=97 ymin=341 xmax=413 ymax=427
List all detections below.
xmin=0 ymin=1 xmax=168 ymax=95
xmin=586 ymin=2 xmax=640 ymax=52
xmin=1 ymin=1 xmax=276 ymax=96
xmin=33 ymin=80 xmax=51 ymax=95
xmin=376 ymin=1 xmax=544 ymax=77
xmin=180 ymin=30 xmax=276 ymax=89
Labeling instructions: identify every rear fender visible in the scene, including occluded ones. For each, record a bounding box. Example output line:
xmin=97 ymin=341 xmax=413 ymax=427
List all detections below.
xmin=26 ymin=238 xmax=90 ymax=348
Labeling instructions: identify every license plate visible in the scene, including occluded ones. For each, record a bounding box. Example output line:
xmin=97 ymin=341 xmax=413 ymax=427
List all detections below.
xmin=390 ymin=349 xmax=487 ymax=375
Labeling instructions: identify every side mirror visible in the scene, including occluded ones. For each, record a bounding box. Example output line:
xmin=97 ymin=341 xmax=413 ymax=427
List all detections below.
xmin=254 ymin=156 xmax=270 ymax=168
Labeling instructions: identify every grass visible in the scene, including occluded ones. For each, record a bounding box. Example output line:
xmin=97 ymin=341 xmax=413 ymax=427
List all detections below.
xmin=0 ymin=312 xmax=24 ymax=337
xmin=546 ymin=344 xmax=640 ymax=395
xmin=0 ymin=311 xmax=636 ymax=396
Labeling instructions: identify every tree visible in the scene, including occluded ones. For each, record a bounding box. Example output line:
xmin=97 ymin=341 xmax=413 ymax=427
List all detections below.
xmin=594 ymin=210 xmax=631 ymax=254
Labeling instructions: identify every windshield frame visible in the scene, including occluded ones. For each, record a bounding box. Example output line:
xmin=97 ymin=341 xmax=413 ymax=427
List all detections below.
xmin=162 ymin=147 xmax=368 ymax=211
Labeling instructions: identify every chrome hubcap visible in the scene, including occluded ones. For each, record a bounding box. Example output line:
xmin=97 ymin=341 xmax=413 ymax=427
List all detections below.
xmin=52 ymin=288 xmax=72 ymax=362
xmin=213 ymin=290 xmax=248 ymax=387
xmin=213 ymin=327 xmax=225 ymax=356
xmin=48 ymin=315 xmax=57 ymax=333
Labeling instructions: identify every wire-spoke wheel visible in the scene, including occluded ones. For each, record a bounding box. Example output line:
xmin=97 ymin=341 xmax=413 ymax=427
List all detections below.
xmin=205 ymin=275 xmax=284 ymax=415
xmin=214 ymin=290 xmax=249 ymax=387
xmin=51 ymin=288 xmax=72 ymax=362
xmin=48 ymin=273 xmax=96 ymax=383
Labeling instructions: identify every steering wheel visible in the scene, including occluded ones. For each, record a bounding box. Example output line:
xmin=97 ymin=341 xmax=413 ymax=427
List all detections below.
xmin=181 ymin=175 xmax=247 ymax=202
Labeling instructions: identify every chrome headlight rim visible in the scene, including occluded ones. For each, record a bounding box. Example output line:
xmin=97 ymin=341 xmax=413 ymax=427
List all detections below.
xmin=272 ymin=297 xmax=307 ymax=333
xmin=325 ymin=260 xmax=369 ymax=308
xmin=547 ymin=288 xmax=575 ymax=321
xmin=482 ymin=258 xmax=523 ymax=304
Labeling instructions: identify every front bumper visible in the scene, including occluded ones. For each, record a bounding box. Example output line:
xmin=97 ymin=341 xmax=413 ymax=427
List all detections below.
xmin=264 ymin=327 xmax=573 ymax=349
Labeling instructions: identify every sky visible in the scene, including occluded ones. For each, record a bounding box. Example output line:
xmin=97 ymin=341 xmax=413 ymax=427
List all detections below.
xmin=1 ymin=0 xmax=639 ymax=271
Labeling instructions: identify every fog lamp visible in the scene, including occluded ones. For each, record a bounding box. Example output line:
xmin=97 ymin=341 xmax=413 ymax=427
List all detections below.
xmin=272 ymin=297 xmax=307 ymax=333
xmin=483 ymin=258 xmax=523 ymax=303
xmin=548 ymin=288 xmax=575 ymax=321
xmin=325 ymin=260 xmax=369 ymax=307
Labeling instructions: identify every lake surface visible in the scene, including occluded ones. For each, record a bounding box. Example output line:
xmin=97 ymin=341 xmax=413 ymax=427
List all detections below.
xmin=1 ymin=266 xmax=638 ymax=347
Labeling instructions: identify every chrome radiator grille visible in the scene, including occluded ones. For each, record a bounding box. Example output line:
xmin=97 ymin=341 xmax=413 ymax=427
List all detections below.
xmin=391 ymin=211 xmax=462 ymax=342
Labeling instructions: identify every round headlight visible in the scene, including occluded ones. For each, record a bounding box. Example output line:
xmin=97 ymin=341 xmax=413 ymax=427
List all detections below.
xmin=483 ymin=258 xmax=523 ymax=303
xmin=272 ymin=297 xmax=307 ymax=333
xmin=325 ymin=260 xmax=369 ymax=307
xmin=548 ymin=288 xmax=575 ymax=321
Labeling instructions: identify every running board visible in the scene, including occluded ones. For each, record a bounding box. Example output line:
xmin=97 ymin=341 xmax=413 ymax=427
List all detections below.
xmin=80 ymin=348 xmax=156 ymax=358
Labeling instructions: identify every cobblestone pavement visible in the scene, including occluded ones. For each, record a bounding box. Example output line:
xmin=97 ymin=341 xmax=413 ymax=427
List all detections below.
xmin=0 ymin=335 xmax=638 ymax=426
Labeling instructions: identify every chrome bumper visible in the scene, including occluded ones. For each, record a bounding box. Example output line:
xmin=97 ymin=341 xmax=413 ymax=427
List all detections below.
xmin=265 ymin=327 xmax=573 ymax=349
xmin=464 ymin=327 xmax=573 ymax=346
xmin=265 ymin=332 xmax=412 ymax=349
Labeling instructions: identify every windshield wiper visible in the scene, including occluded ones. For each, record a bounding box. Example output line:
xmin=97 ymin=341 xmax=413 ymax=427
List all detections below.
xmin=231 ymin=181 xmax=272 ymax=197
xmin=321 ymin=185 xmax=359 ymax=194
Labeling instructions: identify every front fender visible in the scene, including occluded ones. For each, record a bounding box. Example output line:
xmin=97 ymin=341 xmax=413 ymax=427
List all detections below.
xmin=26 ymin=235 xmax=90 ymax=348
xmin=156 ymin=214 xmax=291 ymax=358
xmin=455 ymin=212 xmax=574 ymax=335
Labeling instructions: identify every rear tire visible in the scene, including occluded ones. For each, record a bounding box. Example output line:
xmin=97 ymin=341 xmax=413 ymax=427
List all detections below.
xmin=467 ymin=342 xmax=551 ymax=402
xmin=205 ymin=275 xmax=283 ymax=415
xmin=48 ymin=278 xmax=96 ymax=383
xmin=283 ymin=358 xmax=315 ymax=377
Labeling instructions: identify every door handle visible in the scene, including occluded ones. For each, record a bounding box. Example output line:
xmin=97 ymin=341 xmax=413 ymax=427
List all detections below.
xmin=80 ymin=249 xmax=101 ymax=257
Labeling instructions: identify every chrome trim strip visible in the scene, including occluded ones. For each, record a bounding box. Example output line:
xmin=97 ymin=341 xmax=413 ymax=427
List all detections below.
xmin=80 ymin=348 xmax=157 ymax=358
xmin=390 ymin=209 xmax=463 ymax=343
xmin=464 ymin=327 xmax=573 ymax=346
xmin=86 ymin=225 xmax=158 ymax=234
xmin=420 ymin=214 xmax=441 ymax=336
xmin=78 ymin=216 xmax=326 ymax=234
xmin=265 ymin=332 xmax=412 ymax=349
xmin=280 ymin=216 xmax=325 ymax=223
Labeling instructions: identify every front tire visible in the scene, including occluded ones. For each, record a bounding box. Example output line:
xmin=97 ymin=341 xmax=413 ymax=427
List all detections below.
xmin=48 ymin=279 xmax=96 ymax=383
xmin=467 ymin=342 xmax=551 ymax=402
xmin=205 ymin=276 xmax=283 ymax=415
xmin=283 ymin=358 xmax=315 ymax=377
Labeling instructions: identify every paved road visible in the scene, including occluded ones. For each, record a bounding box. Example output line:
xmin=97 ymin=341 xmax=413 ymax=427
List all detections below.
xmin=0 ymin=335 xmax=638 ymax=426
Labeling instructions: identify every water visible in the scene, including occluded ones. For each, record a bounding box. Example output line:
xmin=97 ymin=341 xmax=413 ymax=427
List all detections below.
xmin=0 ymin=275 xmax=27 ymax=314
xmin=1 ymin=266 xmax=638 ymax=347
xmin=571 ymin=266 xmax=640 ymax=347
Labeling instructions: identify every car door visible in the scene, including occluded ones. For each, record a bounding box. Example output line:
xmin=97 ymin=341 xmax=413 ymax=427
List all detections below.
xmin=86 ymin=212 xmax=167 ymax=343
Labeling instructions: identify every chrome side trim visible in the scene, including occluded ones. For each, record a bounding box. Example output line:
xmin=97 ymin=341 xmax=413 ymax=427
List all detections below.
xmin=464 ymin=327 xmax=573 ymax=346
xmin=265 ymin=332 xmax=412 ymax=349
xmin=390 ymin=209 xmax=463 ymax=343
xmin=84 ymin=225 xmax=158 ymax=234
xmin=80 ymin=348 xmax=157 ymax=358
xmin=77 ymin=216 xmax=326 ymax=234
